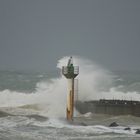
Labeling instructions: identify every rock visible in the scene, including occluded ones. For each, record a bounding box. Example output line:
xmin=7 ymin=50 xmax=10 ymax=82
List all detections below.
xmin=109 ymin=122 xmax=119 ymax=127
xmin=124 ymin=127 xmax=131 ymax=130
xmin=135 ymin=129 xmax=140 ymax=134
xmin=80 ymin=122 xmax=87 ymax=126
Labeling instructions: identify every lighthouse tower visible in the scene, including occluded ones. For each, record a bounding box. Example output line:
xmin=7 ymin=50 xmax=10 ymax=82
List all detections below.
xmin=62 ymin=57 xmax=79 ymax=121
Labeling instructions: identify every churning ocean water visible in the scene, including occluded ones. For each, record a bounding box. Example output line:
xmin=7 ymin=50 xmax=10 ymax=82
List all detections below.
xmin=0 ymin=56 xmax=140 ymax=140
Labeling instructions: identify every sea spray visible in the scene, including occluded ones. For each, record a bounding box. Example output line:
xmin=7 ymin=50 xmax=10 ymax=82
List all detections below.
xmin=0 ymin=56 xmax=140 ymax=118
xmin=57 ymin=56 xmax=114 ymax=101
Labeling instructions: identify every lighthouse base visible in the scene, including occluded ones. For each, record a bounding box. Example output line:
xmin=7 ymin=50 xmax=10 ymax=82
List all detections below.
xmin=66 ymin=108 xmax=73 ymax=121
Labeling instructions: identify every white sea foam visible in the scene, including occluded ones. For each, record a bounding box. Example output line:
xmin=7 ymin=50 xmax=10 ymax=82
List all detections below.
xmin=32 ymin=117 xmax=137 ymax=135
xmin=0 ymin=56 xmax=140 ymax=118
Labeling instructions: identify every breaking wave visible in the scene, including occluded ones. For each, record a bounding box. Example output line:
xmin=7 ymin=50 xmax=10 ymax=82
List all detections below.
xmin=0 ymin=56 xmax=140 ymax=118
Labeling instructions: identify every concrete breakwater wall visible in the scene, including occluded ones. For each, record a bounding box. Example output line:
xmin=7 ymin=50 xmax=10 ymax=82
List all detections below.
xmin=75 ymin=99 xmax=140 ymax=117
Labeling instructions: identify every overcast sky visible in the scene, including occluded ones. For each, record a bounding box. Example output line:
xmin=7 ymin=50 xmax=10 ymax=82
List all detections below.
xmin=0 ymin=0 xmax=140 ymax=72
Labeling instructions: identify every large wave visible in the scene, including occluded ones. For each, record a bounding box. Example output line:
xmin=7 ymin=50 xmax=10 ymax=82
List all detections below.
xmin=0 ymin=56 xmax=140 ymax=117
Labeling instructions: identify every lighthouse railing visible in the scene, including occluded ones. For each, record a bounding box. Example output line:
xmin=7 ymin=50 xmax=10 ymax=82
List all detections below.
xmin=62 ymin=66 xmax=79 ymax=75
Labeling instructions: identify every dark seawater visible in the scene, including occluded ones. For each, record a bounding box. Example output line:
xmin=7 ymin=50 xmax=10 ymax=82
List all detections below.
xmin=0 ymin=69 xmax=140 ymax=140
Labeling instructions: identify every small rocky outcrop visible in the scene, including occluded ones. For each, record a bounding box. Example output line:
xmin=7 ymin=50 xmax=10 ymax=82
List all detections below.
xmin=124 ymin=127 xmax=131 ymax=130
xmin=80 ymin=122 xmax=87 ymax=126
xmin=135 ymin=129 xmax=140 ymax=134
xmin=109 ymin=122 xmax=119 ymax=127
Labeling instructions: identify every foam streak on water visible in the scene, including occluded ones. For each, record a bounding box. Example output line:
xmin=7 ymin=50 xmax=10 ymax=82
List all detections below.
xmin=0 ymin=56 xmax=140 ymax=115
xmin=0 ymin=56 xmax=140 ymax=139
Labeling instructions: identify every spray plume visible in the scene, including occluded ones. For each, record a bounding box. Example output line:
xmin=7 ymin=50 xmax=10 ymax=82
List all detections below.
xmin=0 ymin=56 xmax=140 ymax=117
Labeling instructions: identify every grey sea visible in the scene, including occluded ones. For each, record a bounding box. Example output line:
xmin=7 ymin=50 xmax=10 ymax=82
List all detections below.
xmin=0 ymin=69 xmax=140 ymax=140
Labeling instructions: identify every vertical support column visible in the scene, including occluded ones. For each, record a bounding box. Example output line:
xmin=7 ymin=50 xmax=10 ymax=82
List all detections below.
xmin=67 ymin=78 xmax=74 ymax=120
xmin=72 ymin=78 xmax=74 ymax=118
